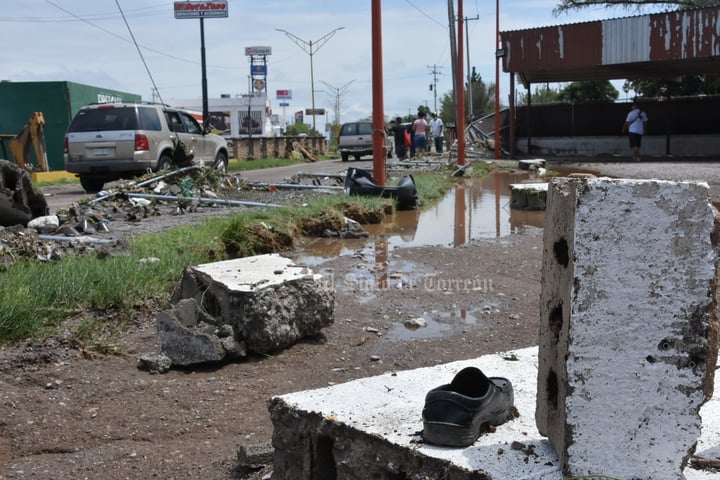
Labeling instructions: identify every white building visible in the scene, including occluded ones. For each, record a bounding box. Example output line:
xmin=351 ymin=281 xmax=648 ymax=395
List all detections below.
xmin=166 ymin=94 xmax=279 ymax=139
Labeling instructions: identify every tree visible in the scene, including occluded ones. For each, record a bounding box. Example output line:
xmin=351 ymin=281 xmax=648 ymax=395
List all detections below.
xmin=518 ymin=84 xmax=562 ymax=105
xmin=554 ymin=0 xmax=720 ymax=15
xmin=438 ymin=68 xmax=496 ymax=123
xmin=558 ymin=80 xmax=619 ymax=103
xmin=624 ymin=75 xmax=720 ymax=97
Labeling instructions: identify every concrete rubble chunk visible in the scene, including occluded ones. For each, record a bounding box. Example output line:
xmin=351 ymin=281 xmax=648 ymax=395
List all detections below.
xmin=537 ymin=177 xmax=720 ymax=479
xmin=156 ymin=298 xmax=247 ymax=366
xmin=166 ymin=253 xmax=334 ymax=359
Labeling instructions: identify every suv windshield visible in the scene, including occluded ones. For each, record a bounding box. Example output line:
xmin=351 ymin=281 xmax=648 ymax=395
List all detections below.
xmin=68 ymin=105 xmax=162 ymax=132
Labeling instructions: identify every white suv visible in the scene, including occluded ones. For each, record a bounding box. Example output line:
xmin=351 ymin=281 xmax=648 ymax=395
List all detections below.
xmin=64 ymin=102 xmax=229 ymax=192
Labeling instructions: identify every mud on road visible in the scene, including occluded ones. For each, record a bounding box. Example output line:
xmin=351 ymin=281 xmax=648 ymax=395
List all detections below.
xmin=1 ymin=159 xmax=719 ymax=479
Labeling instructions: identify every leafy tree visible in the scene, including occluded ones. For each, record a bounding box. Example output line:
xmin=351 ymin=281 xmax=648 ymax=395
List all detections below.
xmin=518 ymin=84 xmax=562 ymax=105
xmin=438 ymin=68 xmax=496 ymax=122
xmin=285 ymin=121 xmax=310 ymax=136
xmin=624 ymin=75 xmax=720 ymax=97
xmin=558 ymin=80 xmax=619 ymax=103
xmin=554 ymin=0 xmax=720 ymax=15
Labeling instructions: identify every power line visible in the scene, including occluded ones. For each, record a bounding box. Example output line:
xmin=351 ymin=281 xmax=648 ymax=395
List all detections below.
xmin=113 ymin=0 xmax=162 ymax=104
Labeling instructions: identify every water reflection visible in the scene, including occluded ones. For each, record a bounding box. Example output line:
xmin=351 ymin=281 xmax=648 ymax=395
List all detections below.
xmin=300 ymin=170 xmax=545 ymax=261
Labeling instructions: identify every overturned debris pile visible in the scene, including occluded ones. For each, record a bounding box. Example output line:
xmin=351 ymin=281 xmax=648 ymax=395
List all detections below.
xmin=0 ymin=166 xmax=343 ymax=264
xmin=0 ymin=159 xmax=48 ymax=227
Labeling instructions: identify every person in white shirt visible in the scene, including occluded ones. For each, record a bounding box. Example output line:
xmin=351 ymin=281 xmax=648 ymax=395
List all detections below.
xmin=429 ymin=112 xmax=444 ymax=153
xmin=623 ymin=102 xmax=648 ymax=162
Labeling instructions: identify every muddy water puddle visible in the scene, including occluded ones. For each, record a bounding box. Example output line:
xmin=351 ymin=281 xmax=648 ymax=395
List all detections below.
xmin=293 ymin=168 xmax=557 ymax=341
xmin=299 ymin=169 xmax=548 ymax=263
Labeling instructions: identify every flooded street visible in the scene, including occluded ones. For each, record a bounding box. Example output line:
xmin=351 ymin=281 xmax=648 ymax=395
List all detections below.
xmin=298 ymin=169 xmax=547 ymax=264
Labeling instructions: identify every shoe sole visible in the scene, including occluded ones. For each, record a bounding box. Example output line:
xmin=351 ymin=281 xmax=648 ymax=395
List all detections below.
xmin=423 ymin=408 xmax=512 ymax=447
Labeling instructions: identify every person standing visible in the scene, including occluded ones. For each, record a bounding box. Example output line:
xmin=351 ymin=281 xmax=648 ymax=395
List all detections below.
xmin=429 ymin=112 xmax=444 ymax=153
xmin=412 ymin=112 xmax=429 ymax=157
xmin=390 ymin=117 xmax=408 ymax=160
xmin=623 ymin=102 xmax=648 ymax=162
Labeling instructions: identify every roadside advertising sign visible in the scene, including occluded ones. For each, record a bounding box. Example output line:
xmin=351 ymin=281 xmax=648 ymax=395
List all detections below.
xmin=174 ymin=1 xmax=228 ymax=19
xmin=251 ymin=65 xmax=267 ymax=75
xmin=276 ymin=90 xmax=292 ymax=100
xmin=245 ymin=46 xmax=273 ymax=56
xmin=279 ymin=102 xmax=290 ymax=107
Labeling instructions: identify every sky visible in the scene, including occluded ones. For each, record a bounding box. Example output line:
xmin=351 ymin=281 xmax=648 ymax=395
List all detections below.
xmin=3 ymin=1 xmax=667 ymax=131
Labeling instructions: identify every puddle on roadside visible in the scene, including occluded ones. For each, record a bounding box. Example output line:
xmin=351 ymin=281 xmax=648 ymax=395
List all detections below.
xmin=385 ymin=308 xmax=487 ymax=342
xmin=294 ymin=166 xmax=574 ymax=342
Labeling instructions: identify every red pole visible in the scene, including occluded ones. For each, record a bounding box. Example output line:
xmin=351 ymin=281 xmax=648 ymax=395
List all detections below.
xmin=456 ymin=1 xmax=466 ymax=166
xmin=494 ymin=0 xmax=501 ymax=160
xmin=371 ymin=0 xmax=386 ymax=186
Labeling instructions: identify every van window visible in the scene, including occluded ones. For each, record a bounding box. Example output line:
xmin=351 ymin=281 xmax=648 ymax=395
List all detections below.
xmin=357 ymin=123 xmax=372 ymax=135
xmin=137 ymin=107 xmax=162 ymax=131
xmin=340 ymin=123 xmax=357 ymax=136
xmin=68 ymin=107 xmax=138 ymax=132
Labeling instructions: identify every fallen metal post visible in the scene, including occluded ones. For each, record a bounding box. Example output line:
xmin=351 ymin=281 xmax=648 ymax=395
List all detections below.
xmin=38 ymin=234 xmax=115 ymax=244
xmin=126 ymin=193 xmax=281 ymax=208
xmin=88 ymin=166 xmax=204 ymax=205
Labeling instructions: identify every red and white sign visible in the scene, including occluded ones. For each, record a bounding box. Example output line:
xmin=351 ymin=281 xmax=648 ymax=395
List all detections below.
xmin=174 ymin=1 xmax=228 ymax=19
xmin=276 ymin=89 xmax=292 ymax=100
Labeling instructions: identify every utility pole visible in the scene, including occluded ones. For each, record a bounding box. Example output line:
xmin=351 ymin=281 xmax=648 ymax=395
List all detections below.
xmin=465 ymin=15 xmax=480 ymax=121
xmin=427 ymin=65 xmax=443 ymax=113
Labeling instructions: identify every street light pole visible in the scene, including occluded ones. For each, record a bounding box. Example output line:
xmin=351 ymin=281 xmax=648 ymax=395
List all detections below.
xmin=276 ymin=27 xmax=344 ymax=133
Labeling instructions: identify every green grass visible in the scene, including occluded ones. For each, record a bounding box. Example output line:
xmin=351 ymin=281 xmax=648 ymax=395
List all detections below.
xmin=2 ymin=161 xmax=497 ymax=346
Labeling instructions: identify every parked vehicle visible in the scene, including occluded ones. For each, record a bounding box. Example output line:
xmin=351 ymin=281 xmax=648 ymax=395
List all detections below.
xmin=337 ymin=121 xmax=392 ymax=162
xmin=64 ymin=102 xmax=229 ymax=192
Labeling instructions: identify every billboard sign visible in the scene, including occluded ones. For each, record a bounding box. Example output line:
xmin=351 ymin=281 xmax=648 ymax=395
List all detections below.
xmin=245 ymin=46 xmax=272 ymax=56
xmin=305 ymin=108 xmax=326 ymax=115
xmin=276 ymin=89 xmax=292 ymax=100
xmin=251 ymin=65 xmax=267 ymax=75
xmin=174 ymin=1 xmax=228 ymax=19
xmin=279 ymin=102 xmax=290 ymax=107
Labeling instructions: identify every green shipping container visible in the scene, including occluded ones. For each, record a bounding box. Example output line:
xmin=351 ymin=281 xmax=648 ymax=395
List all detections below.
xmin=0 ymin=81 xmax=141 ymax=171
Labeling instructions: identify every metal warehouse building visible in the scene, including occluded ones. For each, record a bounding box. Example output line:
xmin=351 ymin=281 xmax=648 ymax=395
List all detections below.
xmin=0 ymin=81 xmax=140 ymax=171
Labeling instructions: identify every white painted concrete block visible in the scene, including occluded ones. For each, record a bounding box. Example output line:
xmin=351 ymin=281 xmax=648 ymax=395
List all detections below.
xmin=538 ymin=177 xmax=720 ymax=479
xmin=269 ymin=346 xmax=720 ymax=480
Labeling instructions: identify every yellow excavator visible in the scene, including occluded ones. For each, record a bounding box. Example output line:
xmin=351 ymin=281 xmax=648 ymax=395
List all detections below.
xmin=0 ymin=112 xmax=49 ymax=172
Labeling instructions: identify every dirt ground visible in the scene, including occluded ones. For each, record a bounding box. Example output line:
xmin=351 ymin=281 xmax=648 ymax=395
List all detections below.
xmin=1 ymin=159 xmax=719 ymax=480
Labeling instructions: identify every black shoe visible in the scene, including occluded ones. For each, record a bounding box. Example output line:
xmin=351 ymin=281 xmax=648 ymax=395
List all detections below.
xmin=421 ymin=367 xmax=514 ymax=447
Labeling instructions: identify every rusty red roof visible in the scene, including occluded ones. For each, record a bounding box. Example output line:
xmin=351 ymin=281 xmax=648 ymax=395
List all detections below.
xmin=500 ymin=6 xmax=720 ymax=87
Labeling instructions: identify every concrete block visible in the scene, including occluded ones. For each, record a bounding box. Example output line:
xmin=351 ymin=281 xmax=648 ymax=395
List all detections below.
xmin=518 ymin=159 xmax=546 ymax=170
xmin=538 ymin=177 xmax=720 ymax=479
xmin=509 ymin=183 xmax=548 ymax=210
xmin=171 ymin=254 xmax=334 ymax=355
xmin=268 ymin=346 xmax=720 ymax=480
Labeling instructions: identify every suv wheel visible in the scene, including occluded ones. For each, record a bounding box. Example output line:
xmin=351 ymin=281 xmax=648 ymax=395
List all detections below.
xmin=213 ymin=151 xmax=228 ymax=174
xmin=79 ymin=175 xmax=105 ymax=193
xmin=341 ymin=153 xmax=349 ymax=162
xmin=157 ymin=154 xmax=173 ymax=172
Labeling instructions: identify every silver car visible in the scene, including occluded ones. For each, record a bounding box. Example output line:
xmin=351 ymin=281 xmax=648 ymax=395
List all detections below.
xmin=64 ymin=103 xmax=229 ymax=192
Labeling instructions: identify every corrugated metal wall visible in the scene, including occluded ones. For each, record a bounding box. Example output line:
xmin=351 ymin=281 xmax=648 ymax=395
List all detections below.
xmin=502 ymin=6 xmax=720 ymax=80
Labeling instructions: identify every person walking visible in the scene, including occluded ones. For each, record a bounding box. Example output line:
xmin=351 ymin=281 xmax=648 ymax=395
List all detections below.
xmin=623 ymin=102 xmax=648 ymax=162
xmin=412 ymin=112 xmax=429 ymax=157
xmin=429 ymin=112 xmax=444 ymax=153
